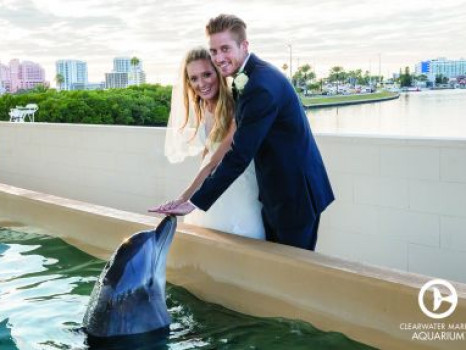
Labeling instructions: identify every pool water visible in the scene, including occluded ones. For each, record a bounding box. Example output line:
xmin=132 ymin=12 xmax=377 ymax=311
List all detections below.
xmin=0 ymin=227 xmax=375 ymax=350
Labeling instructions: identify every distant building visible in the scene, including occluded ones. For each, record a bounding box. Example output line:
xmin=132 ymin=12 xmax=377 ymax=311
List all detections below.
xmin=85 ymin=82 xmax=105 ymax=90
xmin=415 ymin=58 xmax=466 ymax=82
xmin=113 ymin=57 xmax=143 ymax=73
xmin=106 ymin=57 xmax=146 ymax=88
xmin=0 ymin=59 xmax=47 ymax=93
xmin=105 ymin=72 xmax=129 ymax=89
xmin=113 ymin=57 xmax=130 ymax=73
xmin=0 ymin=63 xmax=8 ymax=94
xmin=18 ymin=61 xmax=47 ymax=90
xmin=56 ymin=60 xmax=88 ymax=90
xmin=9 ymin=59 xmax=20 ymax=92
xmin=70 ymin=83 xmax=86 ymax=90
xmin=128 ymin=70 xmax=146 ymax=86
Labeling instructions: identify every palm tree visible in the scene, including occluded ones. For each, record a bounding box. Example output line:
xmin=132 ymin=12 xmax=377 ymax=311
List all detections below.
xmin=293 ymin=64 xmax=316 ymax=94
xmin=301 ymin=64 xmax=311 ymax=81
xmin=282 ymin=63 xmax=289 ymax=76
xmin=130 ymin=56 xmax=140 ymax=69
xmin=130 ymin=57 xmax=140 ymax=86
xmin=329 ymin=66 xmax=344 ymax=94
xmin=55 ymin=73 xmax=65 ymax=91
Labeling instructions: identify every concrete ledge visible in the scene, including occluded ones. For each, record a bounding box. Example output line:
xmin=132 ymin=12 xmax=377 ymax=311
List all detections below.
xmin=1 ymin=183 xmax=465 ymax=349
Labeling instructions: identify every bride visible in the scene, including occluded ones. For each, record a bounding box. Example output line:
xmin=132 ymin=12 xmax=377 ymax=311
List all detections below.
xmin=149 ymin=47 xmax=265 ymax=240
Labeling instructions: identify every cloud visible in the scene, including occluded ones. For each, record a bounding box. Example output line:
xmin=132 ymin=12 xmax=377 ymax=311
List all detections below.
xmin=1 ymin=0 xmax=465 ymax=84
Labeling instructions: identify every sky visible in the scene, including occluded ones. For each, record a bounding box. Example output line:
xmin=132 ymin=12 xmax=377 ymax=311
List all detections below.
xmin=1 ymin=0 xmax=465 ymax=85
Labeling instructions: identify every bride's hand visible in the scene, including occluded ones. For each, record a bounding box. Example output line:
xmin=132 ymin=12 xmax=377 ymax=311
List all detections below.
xmin=148 ymin=198 xmax=184 ymax=213
xmin=155 ymin=201 xmax=196 ymax=216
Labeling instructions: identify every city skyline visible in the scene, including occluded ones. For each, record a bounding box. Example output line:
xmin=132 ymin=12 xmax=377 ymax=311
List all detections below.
xmin=1 ymin=0 xmax=465 ymax=85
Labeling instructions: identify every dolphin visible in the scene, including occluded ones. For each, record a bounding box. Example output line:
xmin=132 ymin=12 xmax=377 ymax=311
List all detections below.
xmin=83 ymin=216 xmax=177 ymax=338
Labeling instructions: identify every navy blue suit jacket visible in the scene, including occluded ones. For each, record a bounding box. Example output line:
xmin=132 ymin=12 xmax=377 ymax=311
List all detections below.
xmin=191 ymin=54 xmax=334 ymax=248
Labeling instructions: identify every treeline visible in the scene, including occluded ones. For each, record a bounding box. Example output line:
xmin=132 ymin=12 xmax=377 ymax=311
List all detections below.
xmin=0 ymin=84 xmax=172 ymax=126
xmin=287 ymin=64 xmax=385 ymax=94
xmin=398 ymin=67 xmax=430 ymax=87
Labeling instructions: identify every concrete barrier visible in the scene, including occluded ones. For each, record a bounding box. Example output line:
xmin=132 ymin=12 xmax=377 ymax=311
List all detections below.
xmin=2 ymin=184 xmax=465 ymax=349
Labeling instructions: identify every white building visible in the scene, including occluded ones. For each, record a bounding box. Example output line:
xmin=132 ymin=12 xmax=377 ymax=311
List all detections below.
xmin=55 ymin=60 xmax=88 ymax=90
xmin=109 ymin=57 xmax=146 ymax=87
xmin=128 ymin=70 xmax=146 ymax=86
xmin=85 ymin=82 xmax=105 ymax=90
xmin=415 ymin=58 xmax=466 ymax=82
xmin=113 ymin=57 xmax=137 ymax=73
xmin=105 ymin=72 xmax=129 ymax=89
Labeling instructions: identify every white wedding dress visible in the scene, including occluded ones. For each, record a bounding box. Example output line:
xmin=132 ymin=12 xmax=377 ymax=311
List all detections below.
xmin=184 ymin=111 xmax=265 ymax=240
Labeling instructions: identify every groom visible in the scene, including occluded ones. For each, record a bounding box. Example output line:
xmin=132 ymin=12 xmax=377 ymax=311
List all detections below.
xmin=160 ymin=14 xmax=334 ymax=250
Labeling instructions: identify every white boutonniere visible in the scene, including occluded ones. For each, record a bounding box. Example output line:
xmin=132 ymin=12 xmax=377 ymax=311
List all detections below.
xmin=233 ymin=72 xmax=249 ymax=94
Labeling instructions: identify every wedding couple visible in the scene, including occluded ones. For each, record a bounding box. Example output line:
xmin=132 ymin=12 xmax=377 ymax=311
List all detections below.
xmin=149 ymin=14 xmax=334 ymax=250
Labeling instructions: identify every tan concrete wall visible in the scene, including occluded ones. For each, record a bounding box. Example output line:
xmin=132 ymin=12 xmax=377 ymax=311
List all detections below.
xmin=1 ymin=122 xmax=466 ymax=283
xmin=2 ymin=184 xmax=466 ymax=350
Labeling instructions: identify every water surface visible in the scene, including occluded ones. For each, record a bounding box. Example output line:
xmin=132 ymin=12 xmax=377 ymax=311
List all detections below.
xmin=0 ymin=227 xmax=374 ymax=349
xmin=308 ymin=89 xmax=466 ymax=138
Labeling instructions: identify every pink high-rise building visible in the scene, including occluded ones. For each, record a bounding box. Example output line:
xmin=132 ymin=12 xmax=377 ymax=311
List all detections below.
xmin=9 ymin=59 xmax=21 ymax=93
xmin=0 ymin=59 xmax=48 ymax=93
xmin=0 ymin=63 xmax=10 ymax=93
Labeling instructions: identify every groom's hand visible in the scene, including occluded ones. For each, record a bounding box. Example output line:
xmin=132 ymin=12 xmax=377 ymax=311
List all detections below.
xmin=148 ymin=201 xmax=195 ymax=216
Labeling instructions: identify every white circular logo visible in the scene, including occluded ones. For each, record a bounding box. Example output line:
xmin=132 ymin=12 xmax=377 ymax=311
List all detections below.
xmin=418 ymin=279 xmax=458 ymax=319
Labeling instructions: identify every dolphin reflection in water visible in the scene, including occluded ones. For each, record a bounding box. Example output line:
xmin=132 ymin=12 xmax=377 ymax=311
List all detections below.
xmin=83 ymin=215 xmax=177 ymax=344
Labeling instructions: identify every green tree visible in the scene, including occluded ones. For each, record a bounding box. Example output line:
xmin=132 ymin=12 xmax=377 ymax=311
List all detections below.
xmin=30 ymin=84 xmax=48 ymax=93
xmin=0 ymin=84 xmax=172 ymax=125
xmin=55 ymin=74 xmax=65 ymax=90
xmin=435 ymin=74 xmax=449 ymax=84
xmin=416 ymin=74 xmax=428 ymax=82
xmin=328 ymin=66 xmax=346 ymax=94
xmin=347 ymin=70 xmax=361 ymax=87
xmin=292 ymin=64 xmax=316 ymax=94
xmin=130 ymin=56 xmax=140 ymax=68
xmin=399 ymin=67 xmax=413 ymax=87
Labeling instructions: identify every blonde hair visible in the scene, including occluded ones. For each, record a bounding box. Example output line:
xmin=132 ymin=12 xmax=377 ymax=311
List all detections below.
xmin=181 ymin=47 xmax=234 ymax=143
xmin=205 ymin=14 xmax=247 ymax=45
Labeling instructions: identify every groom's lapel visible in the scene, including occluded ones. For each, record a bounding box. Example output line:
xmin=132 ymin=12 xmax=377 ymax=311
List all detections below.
xmin=243 ymin=53 xmax=258 ymax=78
xmin=234 ymin=54 xmax=259 ymax=124
xmin=233 ymin=54 xmax=258 ymax=104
